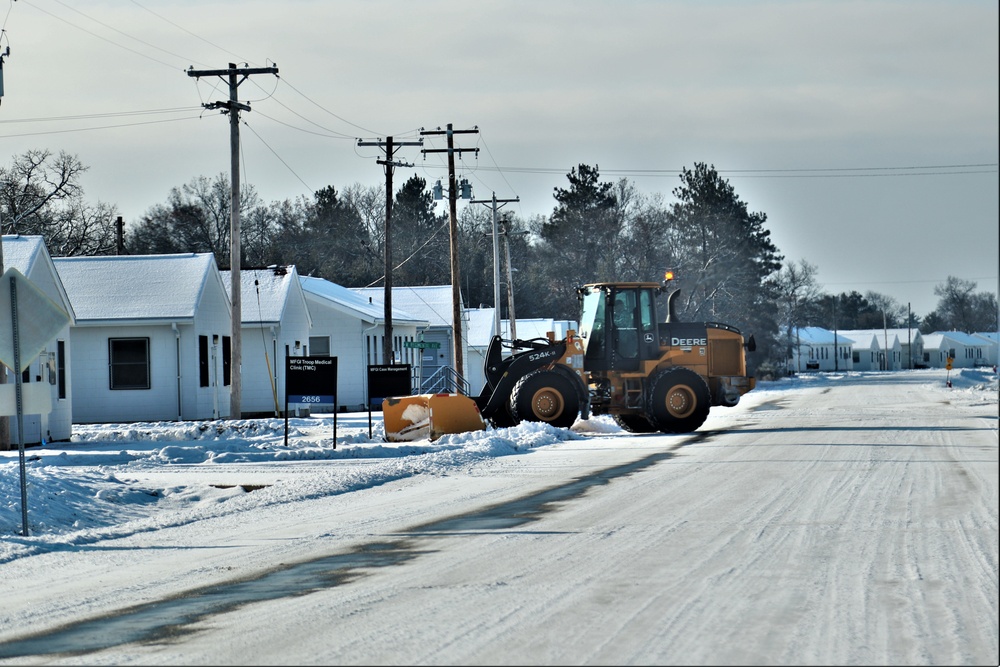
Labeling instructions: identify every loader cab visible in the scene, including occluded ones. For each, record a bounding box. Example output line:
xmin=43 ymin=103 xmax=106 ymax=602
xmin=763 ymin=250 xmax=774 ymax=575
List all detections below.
xmin=577 ymin=283 xmax=660 ymax=372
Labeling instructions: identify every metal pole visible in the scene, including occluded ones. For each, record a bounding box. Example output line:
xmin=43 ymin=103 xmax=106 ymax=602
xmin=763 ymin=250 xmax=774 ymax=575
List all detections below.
xmin=228 ymin=65 xmax=243 ymax=419
xmin=491 ymin=194 xmax=501 ymax=336
xmin=833 ymin=297 xmax=839 ymax=372
xmin=11 ymin=275 xmax=29 ymax=536
xmin=502 ymin=221 xmax=517 ymax=341
xmin=445 ymin=125 xmax=464 ymax=384
xmin=384 ymin=136 xmax=394 ymax=364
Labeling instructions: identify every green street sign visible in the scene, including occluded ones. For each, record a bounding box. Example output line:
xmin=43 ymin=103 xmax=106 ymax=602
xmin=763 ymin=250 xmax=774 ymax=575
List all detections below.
xmin=404 ymin=340 xmax=441 ymax=349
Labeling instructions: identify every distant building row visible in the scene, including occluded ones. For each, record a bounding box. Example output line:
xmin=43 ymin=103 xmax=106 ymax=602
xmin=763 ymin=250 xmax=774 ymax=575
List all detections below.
xmin=1 ymin=235 xmax=572 ymax=445
xmin=785 ymin=326 xmax=998 ymax=373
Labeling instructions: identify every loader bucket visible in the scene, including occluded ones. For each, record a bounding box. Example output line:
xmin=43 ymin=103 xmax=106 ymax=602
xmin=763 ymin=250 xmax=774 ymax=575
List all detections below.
xmin=382 ymin=393 xmax=486 ymax=442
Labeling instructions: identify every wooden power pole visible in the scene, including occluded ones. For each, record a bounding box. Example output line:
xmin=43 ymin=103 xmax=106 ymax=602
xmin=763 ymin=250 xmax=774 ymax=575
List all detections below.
xmin=357 ymin=136 xmax=422 ymax=364
xmin=470 ymin=192 xmax=518 ymax=337
xmin=187 ymin=63 xmax=278 ymax=418
xmin=420 ymin=124 xmax=478 ymax=387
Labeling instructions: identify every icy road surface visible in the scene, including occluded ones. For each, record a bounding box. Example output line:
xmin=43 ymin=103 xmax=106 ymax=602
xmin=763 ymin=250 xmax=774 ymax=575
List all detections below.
xmin=0 ymin=368 xmax=996 ymax=665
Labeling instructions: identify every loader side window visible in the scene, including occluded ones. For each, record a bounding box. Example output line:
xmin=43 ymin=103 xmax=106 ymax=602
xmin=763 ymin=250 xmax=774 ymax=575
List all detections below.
xmin=613 ymin=290 xmax=639 ymax=361
xmin=639 ymin=289 xmax=658 ymax=359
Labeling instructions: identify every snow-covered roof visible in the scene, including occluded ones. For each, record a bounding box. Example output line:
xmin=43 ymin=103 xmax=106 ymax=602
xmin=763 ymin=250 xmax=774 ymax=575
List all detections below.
xmin=352 ymin=285 xmax=458 ymax=328
xmin=786 ymin=326 xmax=845 ymax=345
xmin=1 ymin=234 xmax=76 ymax=322
xmin=926 ymin=330 xmax=986 ymax=347
xmin=220 ymin=266 xmax=308 ymax=326
xmin=2 ymin=234 xmax=45 ymax=274
xmin=839 ymin=328 xmax=917 ymax=346
xmin=300 ymin=276 xmax=427 ymax=325
xmin=54 ymin=253 xmax=219 ymax=323
xmin=839 ymin=330 xmax=881 ymax=350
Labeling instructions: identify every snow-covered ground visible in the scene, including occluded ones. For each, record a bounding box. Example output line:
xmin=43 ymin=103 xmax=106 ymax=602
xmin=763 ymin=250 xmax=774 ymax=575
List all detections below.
xmin=1 ymin=367 xmax=997 ymax=665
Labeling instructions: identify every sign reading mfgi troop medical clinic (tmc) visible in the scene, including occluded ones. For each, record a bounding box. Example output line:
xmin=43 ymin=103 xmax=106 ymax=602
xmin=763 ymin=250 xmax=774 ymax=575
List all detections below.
xmin=284 ymin=356 xmax=337 ymax=446
xmin=286 ymin=356 xmax=337 ymax=404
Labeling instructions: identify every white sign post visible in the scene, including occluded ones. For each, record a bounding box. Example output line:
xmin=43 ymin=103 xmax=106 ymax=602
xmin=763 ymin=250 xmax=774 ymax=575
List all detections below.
xmin=0 ymin=268 xmax=71 ymax=537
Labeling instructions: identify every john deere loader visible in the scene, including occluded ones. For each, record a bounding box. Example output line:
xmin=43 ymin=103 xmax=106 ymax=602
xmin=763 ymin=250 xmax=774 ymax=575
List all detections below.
xmin=383 ymin=274 xmax=756 ymax=440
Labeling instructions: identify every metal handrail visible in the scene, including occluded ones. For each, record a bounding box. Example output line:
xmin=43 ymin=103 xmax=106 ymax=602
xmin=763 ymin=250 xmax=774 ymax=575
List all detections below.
xmin=419 ymin=365 xmax=471 ymax=395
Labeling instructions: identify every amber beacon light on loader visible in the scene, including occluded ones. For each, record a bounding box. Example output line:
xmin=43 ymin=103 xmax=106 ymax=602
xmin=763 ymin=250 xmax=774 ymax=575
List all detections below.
xmin=383 ymin=272 xmax=756 ymax=441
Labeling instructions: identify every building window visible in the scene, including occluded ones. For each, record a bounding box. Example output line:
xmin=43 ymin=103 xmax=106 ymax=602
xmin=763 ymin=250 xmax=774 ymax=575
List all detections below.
xmin=109 ymin=338 xmax=150 ymax=390
xmin=309 ymin=336 xmax=331 ymax=357
xmin=222 ymin=336 xmax=231 ymax=386
xmin=199 ymin=335 xmax=210 ymax=387
xmin=57 ymin=340 xmax=67 ymax=399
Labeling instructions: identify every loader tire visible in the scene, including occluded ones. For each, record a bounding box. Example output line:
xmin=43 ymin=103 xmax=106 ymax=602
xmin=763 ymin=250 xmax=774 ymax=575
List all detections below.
xmin=647 ymin=367 xmax=711 ymax=434
xmin=511 ymin=369 xmax=580 ymax=429
xmin=613 ymin=413 xmax=658 ymax=433
xmin=489 ymin=404 xmax=518 ymax=429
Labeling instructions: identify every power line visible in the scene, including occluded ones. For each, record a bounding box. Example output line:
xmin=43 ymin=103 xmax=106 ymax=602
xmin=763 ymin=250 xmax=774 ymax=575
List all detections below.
xmin=0 ymin=113 xmax=202 ymax=139
xmin=472 ymin=163 xmax=999 ymax=178
xmin=241 ymin=119 xmax=313 ymax=194
xmin=19 ymin=0 xmax=184 ymax=70
xmin=0 ymin=107 xmax=203 ymax=124
xmin=249 ymin=109 xmax=357 ymax=141
xmin=128 ymin=0 xmax=250 ymax=66
xmin=824 ymin=276 xmax=998 ymax=287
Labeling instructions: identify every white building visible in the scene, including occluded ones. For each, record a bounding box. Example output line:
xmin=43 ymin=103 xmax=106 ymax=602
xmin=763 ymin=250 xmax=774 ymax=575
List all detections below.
xmin=464 ymin=307 xmax=498 ymax=396
xmin=786 ymin=326 xmax=854 ymax=372
xmin=922 ymin=331 xmax=989 ymax=369
xmin=300 ymin=276 xmax=428 ymax=410
xmin=54 ymin=253 xmax=232 ymax=423
xmin=221 ymin=266 xmax=312 ymax=417
xmin=840 ymin=328 xmax=920 ymax=370
xmin=502 ymin=318 xmax=579 ymax=344
xmin=353 ymin=285 xmax=468 ymax=394
xmin=1 ymin=235 xmax=76 ymax=444
xmin=971 ymin=332 xmax=998 ymax=366
xmin=840 ymin=331 xmax=881 ymax=371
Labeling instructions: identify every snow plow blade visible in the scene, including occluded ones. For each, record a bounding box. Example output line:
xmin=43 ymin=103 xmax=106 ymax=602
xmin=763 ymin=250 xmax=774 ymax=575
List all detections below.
xmin=382 ymin=393 xmax=486 ymax=442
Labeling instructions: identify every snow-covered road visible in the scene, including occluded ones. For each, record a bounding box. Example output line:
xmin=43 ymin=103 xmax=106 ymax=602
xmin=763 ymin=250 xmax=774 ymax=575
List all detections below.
xmin=0 ymin=369 xmax=997 ymax=665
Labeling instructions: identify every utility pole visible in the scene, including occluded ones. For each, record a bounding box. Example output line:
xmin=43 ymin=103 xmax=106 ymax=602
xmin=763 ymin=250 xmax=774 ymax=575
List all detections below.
xmin=187 ymin=62 xmax=278 ymax=418
xmin=833 ymin=296 xmax=839 ymax=372
xmin=0 ymin=199 xmax=6 ymax=451
xmin=0 ymin=45 xmax=9 ymax=450
xmin=501 ymin=219 xmax=520 ymax=341
xmin=471 ymin=192 xmax=518 ymax=337
xmin=357 ymin=136 xmax=422 ymax=364
xmin=907 ymin=302 xmax=913 ymax=369
xmin=115 ymin=216 xmax=125 ymax=255
xmin=420 ymin=124 xmax=478 ymax=387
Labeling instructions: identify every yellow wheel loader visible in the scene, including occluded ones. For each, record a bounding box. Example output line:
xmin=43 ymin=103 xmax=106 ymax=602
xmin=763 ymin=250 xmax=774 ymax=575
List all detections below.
xmin=383 ymin=275 xmax=756 ymax=440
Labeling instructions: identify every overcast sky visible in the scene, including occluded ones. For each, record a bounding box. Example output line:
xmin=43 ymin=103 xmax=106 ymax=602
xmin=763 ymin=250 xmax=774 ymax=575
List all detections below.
xmin=1 ymin=0 xmax=996 ymax=317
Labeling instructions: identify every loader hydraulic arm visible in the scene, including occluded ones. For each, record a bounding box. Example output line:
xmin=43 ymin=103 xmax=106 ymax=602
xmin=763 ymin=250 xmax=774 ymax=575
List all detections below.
xmin=475 ymin=335 xmax=567 ymax=422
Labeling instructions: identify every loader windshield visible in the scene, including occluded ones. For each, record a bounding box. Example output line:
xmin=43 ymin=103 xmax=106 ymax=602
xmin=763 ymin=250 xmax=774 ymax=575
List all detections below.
xmin=578 ymin=287 xmax=606 ymax=359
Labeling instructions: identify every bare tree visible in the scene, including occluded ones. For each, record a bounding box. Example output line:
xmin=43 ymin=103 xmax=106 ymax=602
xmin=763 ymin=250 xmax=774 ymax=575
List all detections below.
xmin=774 ymin=259 xmax=823 ymax=371
xmin=929 ymin=276 xmax=998 ymax=333
xmin=1 ymin=149 xmax=116 ymax=449
xmin=864 ymin=291 xmax=907 ymax=328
